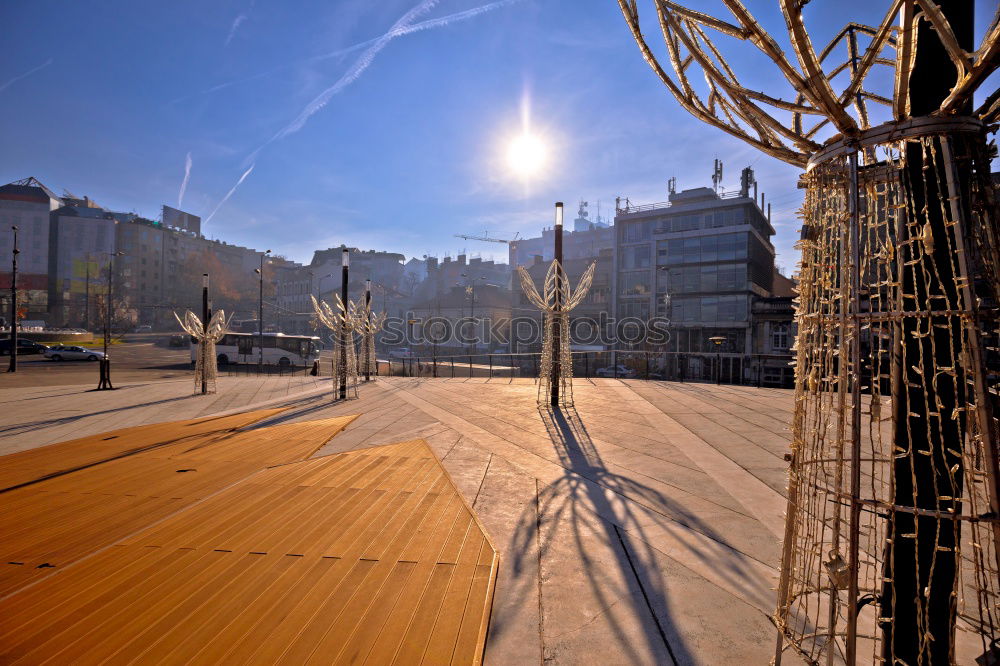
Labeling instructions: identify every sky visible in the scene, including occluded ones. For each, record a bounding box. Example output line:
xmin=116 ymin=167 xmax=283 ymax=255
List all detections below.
xmin=1 ymin=0 xmax=996 ymax=272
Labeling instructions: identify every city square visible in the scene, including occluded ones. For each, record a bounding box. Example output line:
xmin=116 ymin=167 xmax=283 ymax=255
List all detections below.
xmin=2 ymin=0 xmax=998 ymax=664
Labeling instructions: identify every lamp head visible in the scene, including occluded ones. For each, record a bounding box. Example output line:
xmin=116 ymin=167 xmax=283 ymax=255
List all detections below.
xmin=554 ymin=202 xmax=564 ymax=228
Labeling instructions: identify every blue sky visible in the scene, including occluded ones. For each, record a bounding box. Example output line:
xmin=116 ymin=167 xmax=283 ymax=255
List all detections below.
xmin=1 ymin=1 xmax=996 ymax=271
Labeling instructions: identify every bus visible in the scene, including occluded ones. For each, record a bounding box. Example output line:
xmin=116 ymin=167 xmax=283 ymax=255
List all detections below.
xmin=191 ymin=332 xmax=321 ymax=367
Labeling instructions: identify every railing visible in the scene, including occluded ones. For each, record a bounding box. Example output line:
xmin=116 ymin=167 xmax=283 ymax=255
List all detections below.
xmin=376 ymin=350 xmax=794 ymax=387
xmin=616 ymin=190 xmax=744 ymax=215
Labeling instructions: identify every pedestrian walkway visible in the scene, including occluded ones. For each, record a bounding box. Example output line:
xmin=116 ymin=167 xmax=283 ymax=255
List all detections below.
xmin=1 ymin=374 xmax=803 ymax=664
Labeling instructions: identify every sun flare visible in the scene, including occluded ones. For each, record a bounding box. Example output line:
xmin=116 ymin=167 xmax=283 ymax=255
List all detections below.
xmin=506 ymin=133 xmax=547 ymax=177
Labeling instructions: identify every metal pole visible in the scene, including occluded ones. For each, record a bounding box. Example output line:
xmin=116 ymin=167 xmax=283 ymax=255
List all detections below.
xmin=845 ymin=150 xmax=863 ymax=664
xmin=883 ymin=5 xmax=973 ymax=663
xmin=364 ymin=279 xmax=371 ymax=381
xmin=550 ymin=202 xmax=563 ymax=407
xmin=7 ymin=226 xmax=18 ymax=373
xmin=201 ymin=273 xmax=209 ymax=395
xmin=84 ymin=253 xmax=90 ymax=333
xmin=340 ymin=249 xmax=348 ymax=400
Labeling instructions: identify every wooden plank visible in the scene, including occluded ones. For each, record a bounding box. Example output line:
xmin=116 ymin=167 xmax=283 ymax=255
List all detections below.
xmin=0 ymin=408 xmax=289 ymax=491
xmin=0 ymin=438 xmax=498 ymax=664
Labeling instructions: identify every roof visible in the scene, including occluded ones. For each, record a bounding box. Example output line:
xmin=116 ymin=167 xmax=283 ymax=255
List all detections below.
xmin=0 ymin=177 xmax=61 ymax=205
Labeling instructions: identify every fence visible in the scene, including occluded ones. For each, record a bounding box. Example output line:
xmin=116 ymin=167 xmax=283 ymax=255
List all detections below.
xmin=377 ymin=350 xmax=794 ymax=387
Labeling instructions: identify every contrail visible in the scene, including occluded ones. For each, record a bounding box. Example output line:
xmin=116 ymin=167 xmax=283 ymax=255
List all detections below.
xmin=225 ymin=15 xmax=248 ymax=46
xmin=180 ymin=0 xmax=522 ymax=103
xmin=0 ymin=58 xmax=53 ymax=94
xmin=205 ymin=163 xmax=254 ymax=224
xmin=177 ymin=152 xmax=193 ymax=208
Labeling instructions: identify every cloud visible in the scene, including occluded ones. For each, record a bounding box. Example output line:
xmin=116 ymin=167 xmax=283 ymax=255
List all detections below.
xmin=178 ymin=152 xmax=193 ymax=208
xmin=0 ymin=58 xmax=53 ymax=94
xmin=205 ymin=163 xmax=255 ymax=224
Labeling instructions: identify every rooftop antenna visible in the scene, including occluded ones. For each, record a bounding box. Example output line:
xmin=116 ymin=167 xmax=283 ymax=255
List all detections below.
xmin=667 ymin=176 xmax=677 ymax=196
xmin=739 ymin=166 xmax=756 ymax=198
xmin=712 ymin=159 xmax=723 ymax=193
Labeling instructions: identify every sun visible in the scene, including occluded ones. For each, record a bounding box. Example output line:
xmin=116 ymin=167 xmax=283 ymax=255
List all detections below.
xmin=506 ymin=133 xmax=547 ymax=177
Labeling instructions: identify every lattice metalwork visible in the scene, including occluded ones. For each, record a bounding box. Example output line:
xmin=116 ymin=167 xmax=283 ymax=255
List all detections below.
xmin=311 ymin=294 xmax=359 ymax=400
xmin=618 ymin=2 xmax=1000 ymax=664
xmin=518 ymin=260 xmax=595 ymax=407
xmin=617 ymin=0 xmax=999 ymax=167
xmin=358 ymin=302 xmax=386 ymax=380
xmin=173 ymin=309 xmax=230 ymax=395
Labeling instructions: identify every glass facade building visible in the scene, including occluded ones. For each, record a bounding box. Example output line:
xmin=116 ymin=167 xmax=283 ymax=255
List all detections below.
xmin=613 ymin=187 xmax=777 ymax=353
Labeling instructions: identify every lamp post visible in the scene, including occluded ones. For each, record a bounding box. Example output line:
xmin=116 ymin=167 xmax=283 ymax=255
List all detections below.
xmin=97 ymin=251 xmax=124 ymax=390
xmin=339 ymin=248 xmax=349 ymax=400
xmin=255 ymin=249 xmax=271 ymax=369
xmin=550 ymin=202 xmax=563 ymax=407
xmin=364 ymin=279 xmax=372 ymax=381
xmin=201 ymin=273 xmax=209 ymax=395
xmin=7 ymin=226 xmax=18 ymax=373
xmin=460 ymin=272 xmax=486 ymax=356
xmin=709 ymin=335 xmax=726 ymax=385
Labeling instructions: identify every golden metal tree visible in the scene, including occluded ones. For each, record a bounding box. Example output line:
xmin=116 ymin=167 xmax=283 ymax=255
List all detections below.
xmin=618 ymin=1 xmax=999 ymax=664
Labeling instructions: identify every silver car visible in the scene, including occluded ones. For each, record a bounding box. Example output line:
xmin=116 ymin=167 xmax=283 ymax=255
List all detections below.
xmin=44 ymin=345 xmax=106 ymax=362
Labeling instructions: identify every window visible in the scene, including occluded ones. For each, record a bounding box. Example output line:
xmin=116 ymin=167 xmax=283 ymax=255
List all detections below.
xmin=664 ymin=232 xmax=747 ymax=264
xmin=670 ymin=214 xmax=700 ymax=232
xmin=772 ymin=323 xmax=790 ymax=350
xmin=618 ymin=245 xmax=650 ymax=270
xmin=619 ymin=271 xmax=651 ymax=297
xmin=622 ymin=221 xmax=652 ymax=243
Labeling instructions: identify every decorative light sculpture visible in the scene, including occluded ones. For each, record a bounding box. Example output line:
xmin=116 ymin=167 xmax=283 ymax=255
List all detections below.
xmin=358 ymin=295 xmax=386 ymax=382
xmin=617 ymin=1 xmax=999 ymax=664
xmin=311 ymin=294 xmax=359 ymax=400
xmin=518 ymin=259 xmax=595 ymax=407
xmin=173 ymin=309 xmax=230 ymax=395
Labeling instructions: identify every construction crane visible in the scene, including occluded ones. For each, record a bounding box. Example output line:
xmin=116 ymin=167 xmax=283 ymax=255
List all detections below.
xmin=453 ymin=230 xmax=521 ymax=245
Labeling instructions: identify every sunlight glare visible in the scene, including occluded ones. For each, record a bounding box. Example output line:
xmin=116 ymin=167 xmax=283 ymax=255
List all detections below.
xmin=506 ymin=133 xmax=547 ymax=177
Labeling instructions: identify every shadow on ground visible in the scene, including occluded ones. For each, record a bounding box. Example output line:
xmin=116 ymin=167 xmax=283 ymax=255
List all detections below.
xmin=492 ymin=405 xmax=768 ymax=664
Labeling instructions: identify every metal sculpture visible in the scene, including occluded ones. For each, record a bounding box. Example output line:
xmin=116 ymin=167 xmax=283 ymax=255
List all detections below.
xmin=173 ymin=309 xmax=230 ymax=395
xmin=618 ymin=1 xmax=999 ymax=664
xmin=518 ymin=260 xmax=595 ymax=407
xmin=358 ymin=301 xmax=386 ymax=381
xmin=311 ymin=294 xmax=360 ymax=400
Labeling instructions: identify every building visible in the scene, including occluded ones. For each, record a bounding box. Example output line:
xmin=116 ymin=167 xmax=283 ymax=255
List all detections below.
xmin=47 ymin=200 xmax=119 ymax=327
xmin=410 ymin=283 xmax=513 ymax=353
xmin=412 ymin=254 xmax=510 ymax=305
xmin=509 ymin=201 xmax=614 ymax=269
xmin=613 ymin=177 xmax=777 ymax=354
xmin=0 ymin=177 xmax=62 ymax=320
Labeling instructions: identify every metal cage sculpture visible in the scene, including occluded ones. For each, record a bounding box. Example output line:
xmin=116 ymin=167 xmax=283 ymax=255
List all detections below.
xmin=311 ymin=294 xmax=360 ymax=400
xmin=358 ymin=304 xmax=387 ymax=380
xmin=173 ymin=309 xmax=230 ymax=395
xmin=518 ymin=260 xmax=595 ymax=407
xmin=618 ymin=1 xmax=999 ymax=664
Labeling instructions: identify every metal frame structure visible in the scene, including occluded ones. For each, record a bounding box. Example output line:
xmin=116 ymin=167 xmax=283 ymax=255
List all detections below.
xmin=617 ymin=1 xmax=999 ymax=664
xmin=311 ymin=294 xmax=360 ymax=400
xmin=173 ymin=309 xmax=231 ymax=395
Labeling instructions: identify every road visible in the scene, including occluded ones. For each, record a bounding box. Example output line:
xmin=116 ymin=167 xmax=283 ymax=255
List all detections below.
xmin=0 ymin=335 xmax=194 ymax=388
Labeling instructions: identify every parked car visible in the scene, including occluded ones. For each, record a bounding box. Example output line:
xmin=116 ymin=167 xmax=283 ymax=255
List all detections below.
xmin=594 ymin=364 xmax=637 ymax=378
xmin=389 ymin=347 xmax=415 ymax=359
xmin=44 ymin=345 xmax=106 ymax=362
xmin=168 ymin=334 xmax=189 ymax=348
xmin=134 ymin=325 xmax=152 ymax=333
xmin=0 ymin=339 xmax=49 ymax=356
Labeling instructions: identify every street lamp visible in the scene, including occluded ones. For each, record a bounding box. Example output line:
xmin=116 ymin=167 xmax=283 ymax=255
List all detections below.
xmin=708 ymin=335 xmax=726 ymax=385
xmin=339 ymin=248 xmax=349 ymax=400
xmin=97 ymin=251 xmax=125 ymax=390
xmin=460 ymin=272 xmax=487 ymax=355
xmin=7 ymin=226 xmax=18 ymax=373
xmin=254 ymin=249 xmax=271 ymax=368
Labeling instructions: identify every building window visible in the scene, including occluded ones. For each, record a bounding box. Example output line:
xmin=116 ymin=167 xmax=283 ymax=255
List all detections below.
xmin=772 ymin=323 xmax=790 ymax=350
xmin=618 ymin=245 xmax=650 ymax=270
xmin=619 ymin=271 xmax=651 ymax=297
xmin=622 ymin=221 xmax=652 ymax=243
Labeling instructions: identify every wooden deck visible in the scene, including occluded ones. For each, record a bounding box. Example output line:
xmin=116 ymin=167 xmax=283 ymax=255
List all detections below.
xmin=0 ymin=413 xmax=357 ymax=596
xmin=0 ymin=418 xmax=498 ymax=664
xmin=0 ymin=407 xmax=289 ymax=492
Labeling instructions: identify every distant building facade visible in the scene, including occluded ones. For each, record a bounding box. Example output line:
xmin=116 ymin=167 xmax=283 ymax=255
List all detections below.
xmin=0 ymin=178 xmax=62 ymax=320
xmin=613 ymin=184 xmax=777 ymax=354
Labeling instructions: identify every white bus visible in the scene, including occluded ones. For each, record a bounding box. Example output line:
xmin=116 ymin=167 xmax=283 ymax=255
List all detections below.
xmin=191 ymin=332 xmax=321 ymax=367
